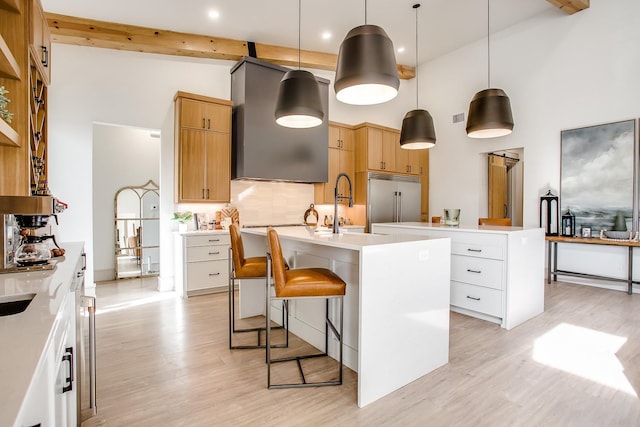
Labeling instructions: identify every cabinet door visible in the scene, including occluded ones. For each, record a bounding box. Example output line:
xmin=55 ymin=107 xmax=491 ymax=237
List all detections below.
xmin=29 ymin=0 xmax=51 ymax=85
xmin=340 ymin=127 xmax=355 ymax=151
xmin=328 ymin=125 xmax=341 ymax=149
xmin=205 ymin=132 xmax=230 ymax=202
xmin=339 ymin=148 xmax=354 ymax=198
xmin=205 ymin=102 xmax=231 ymax=132
xmin=321 ymin=146 xmax=340 ymax=202
xmin=179 ymin=129 xmax=206 ymax=201
xmin=381 ymin=130 xmax=397 ymax=172
xmin=395 ymin=143 xmax=410 ymax=174
xmin=407 ymin=150 xmax=419 ymax=175
xmin=180 ymin=98 xmax=208 ymax=130
xmin=366 ymin=127 xmax=384 ymax=171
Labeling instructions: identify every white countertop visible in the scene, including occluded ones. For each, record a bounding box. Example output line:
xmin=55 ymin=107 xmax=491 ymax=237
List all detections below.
xmin=373 ymin=222 xmax=533 ymax=234
xmin=176 ymin=229 xmax=229 ymax=236
xmin=242 ymin=226 xmax=443 ymax=251
xmin=0 ymin=242 xmax=84 ymax=427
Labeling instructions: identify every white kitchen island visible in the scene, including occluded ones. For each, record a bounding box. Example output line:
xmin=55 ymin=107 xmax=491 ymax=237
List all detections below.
xmin=240 ymin=227 xmax=451 ymax=408
xmin=372 ymin=222 xmax=545 ymax=330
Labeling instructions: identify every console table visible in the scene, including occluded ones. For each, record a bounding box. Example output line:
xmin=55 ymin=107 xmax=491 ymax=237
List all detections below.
xmin=546 ymin=236 xmax=640 ymax=294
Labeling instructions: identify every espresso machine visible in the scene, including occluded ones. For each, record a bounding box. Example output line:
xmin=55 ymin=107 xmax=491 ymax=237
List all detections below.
xmin=0 ymin=195 xmax=66 ymax=273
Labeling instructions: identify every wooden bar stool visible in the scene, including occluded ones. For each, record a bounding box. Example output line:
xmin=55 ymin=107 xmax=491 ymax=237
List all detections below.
xmin=265 ymin=227 xmax=346 ymax=388
xmin=228 ymin=224 xmax=288 ymax=350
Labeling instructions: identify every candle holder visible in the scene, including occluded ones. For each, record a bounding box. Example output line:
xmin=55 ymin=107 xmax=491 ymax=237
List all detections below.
xmin=539 ymin=190 xmax=558 ymax=236
xmin=561 ymin=209 xmax=575 ymax=237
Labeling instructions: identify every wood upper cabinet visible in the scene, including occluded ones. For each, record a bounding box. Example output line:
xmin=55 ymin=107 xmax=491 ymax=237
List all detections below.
xmin=0 ymin=0 xmax=49 ymax=196
xmin=395 ymin=143 xmax=420 ymax=175
xmin=174 ymin=92 xmax=231 ymax=203
xmin=28 ymin=0 xmax=50 ymax=85
xmin=315 ymin=122 xmax=355 ymax=204
xmin=355 ymin=123 xmax=412 ymax=174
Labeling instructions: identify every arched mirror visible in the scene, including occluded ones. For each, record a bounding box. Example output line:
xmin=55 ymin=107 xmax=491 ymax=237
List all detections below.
xmin=114 ymin=180 xmax=160 ymax=279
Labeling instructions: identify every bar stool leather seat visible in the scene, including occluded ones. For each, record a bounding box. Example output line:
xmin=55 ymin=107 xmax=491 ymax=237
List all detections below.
xmin=229 ymin=224 xmax=287 ymax=350
xmin=266 ymin=227 xmax=346 ymax=388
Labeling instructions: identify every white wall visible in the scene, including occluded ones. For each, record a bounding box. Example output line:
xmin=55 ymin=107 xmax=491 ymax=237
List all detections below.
xmin=92 ymin=124 xmax=160 ymax=281
xmin=423 ymin=0 xmax=640 ymax=290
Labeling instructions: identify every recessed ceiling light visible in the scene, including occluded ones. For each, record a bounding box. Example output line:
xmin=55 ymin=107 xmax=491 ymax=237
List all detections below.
xmin=321 ymin=31 xmax=331 ymax=40
xmin=208 ymin=10 xmax=220 ymax=19
xmin=397 ymin=47 xmax=405 ymax=53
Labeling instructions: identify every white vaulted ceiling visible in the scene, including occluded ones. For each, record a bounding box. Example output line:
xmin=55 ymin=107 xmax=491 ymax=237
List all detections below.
xmin=41 ymin=0 xmax=559 ymax=66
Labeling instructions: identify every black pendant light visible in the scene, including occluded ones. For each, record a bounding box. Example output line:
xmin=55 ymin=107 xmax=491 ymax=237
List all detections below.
xmin=275 ymin=0 xmax=324 ymax=128
xmin=400 ymin=3 xmax=436 ymax=150
xmin=466 ymin=0 xmax=514 ymax=138
xmin=334 ymin=0 xmax=399 ymax=105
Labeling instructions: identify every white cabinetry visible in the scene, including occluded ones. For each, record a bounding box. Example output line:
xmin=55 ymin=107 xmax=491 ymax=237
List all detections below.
xmin=371 ymin=223 xmax=545 ymax=330
xmin=174 ymin=231 xmax=230 ymax=297
xmin=16 ymin=274 xmax=77 ymax=427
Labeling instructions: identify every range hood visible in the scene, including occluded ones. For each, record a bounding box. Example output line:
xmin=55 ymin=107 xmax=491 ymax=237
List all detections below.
xmin=230 ymin=57 xmax=329 ymax=183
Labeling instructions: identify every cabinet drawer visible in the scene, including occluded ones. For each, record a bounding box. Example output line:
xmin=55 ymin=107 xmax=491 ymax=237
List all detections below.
xmin=186 ymin=260 xmax=229 ymax=289
xmin=451 ymin=255 xmax=504 ymax=290
xmin=451 ymin=242 xmax=504 ymax=260
xmin=186 ymin=234 xmax=230 ymax=247
xmin=187 ymin=245 xmax=228 ymax=262
xmin=451 ymin=281 xmax=502 ymax=318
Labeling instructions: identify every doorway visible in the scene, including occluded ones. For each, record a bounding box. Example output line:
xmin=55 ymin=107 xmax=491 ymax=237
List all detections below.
xmin=92 ymin=124 xmax=161 ymax=282
xmin=487 ymin=150 xmax=523 ymax=226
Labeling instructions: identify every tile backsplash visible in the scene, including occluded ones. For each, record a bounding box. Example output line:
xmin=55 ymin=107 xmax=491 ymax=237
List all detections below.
xmin=176 ymin=180 xmax=360 ymax=229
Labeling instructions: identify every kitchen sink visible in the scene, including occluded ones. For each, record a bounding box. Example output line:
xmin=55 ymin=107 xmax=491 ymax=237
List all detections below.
xmin=0 ymin=293 xmax=36 ymax=317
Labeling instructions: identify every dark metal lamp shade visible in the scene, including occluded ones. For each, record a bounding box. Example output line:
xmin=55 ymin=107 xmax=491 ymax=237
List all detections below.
xmin=334 ymin=25 xmax=400 ymax=105
xmin=466 ymin=88 xmax=514 ymax=138
xmin=400 ymin=109 xmax=436 ymax=150
xmin=275 ymin=69 xmax=324 ymax=128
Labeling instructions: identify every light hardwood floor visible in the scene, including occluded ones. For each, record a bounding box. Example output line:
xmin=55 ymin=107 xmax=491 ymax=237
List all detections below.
xmin=82 ymin=279 xmax=640 ymax=427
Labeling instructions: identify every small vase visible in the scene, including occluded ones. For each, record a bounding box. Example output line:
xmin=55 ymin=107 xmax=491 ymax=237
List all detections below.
xmin=178 ymin=223 xmax=188 ymax=233
xmin=613 ymin=212 xmax=627 ymax=231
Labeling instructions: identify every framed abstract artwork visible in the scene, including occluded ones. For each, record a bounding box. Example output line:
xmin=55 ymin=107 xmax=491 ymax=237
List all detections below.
xmin=560 ymin=119 xmax=637 ymax=235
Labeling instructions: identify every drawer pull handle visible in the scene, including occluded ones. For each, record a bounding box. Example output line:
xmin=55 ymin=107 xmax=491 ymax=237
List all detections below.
xmin=467 ymin=248 xmax=482 ymax=253
xmin=209 ymin=251 xmax=220 ymax=255
xmin=209 ymin=272 xmax=220 ymax=276
xmin=466 ymin=295 xmax=481 ymax=301
xmin=208 ymin=239 xmax=220 ymax=242
xmin=467 ymin=269 xmax=482 ymax=274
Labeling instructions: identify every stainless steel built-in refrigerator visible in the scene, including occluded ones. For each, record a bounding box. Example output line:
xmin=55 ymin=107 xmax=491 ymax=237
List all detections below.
xmin=367 ymin=172 xmax=421 ymax=230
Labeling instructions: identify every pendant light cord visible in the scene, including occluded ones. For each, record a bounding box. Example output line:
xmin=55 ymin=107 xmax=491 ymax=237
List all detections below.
xmin=298 ymin=0 xmax=301 ymax=69
xmin=414 ymin=4 xmax=420 ymax=109
xmin=487 ymin=0 xmax=491 ymax=88
xmin=364 ymin=0 xmax=367 ymax=25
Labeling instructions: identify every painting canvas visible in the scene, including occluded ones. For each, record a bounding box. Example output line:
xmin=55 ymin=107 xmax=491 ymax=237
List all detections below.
xmin=561 ymin=119 xmax=636 ymax=234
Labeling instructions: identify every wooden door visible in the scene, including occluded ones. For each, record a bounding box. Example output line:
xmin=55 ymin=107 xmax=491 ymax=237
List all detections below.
xmin=381 ymin=130 xmax=397 ymax=172
xmin=339 ymin=148 xmax=355 ymax=200
xmin=179 ymin=129 xmax=206 ymax=201
xmin=180 ymin=98 xmax=207 ymax=130
xmin=205 ymin=132 xmax=230 ymax=202
xmin=488 ymin=154 xmax=508 ymax=218
xmin=366 ymin=127 xmax=384 ymax=171
xmin=340 ymin=127 xmax=355 ymax=151
xmin=205 ymin=102 xmax=231 ymax=132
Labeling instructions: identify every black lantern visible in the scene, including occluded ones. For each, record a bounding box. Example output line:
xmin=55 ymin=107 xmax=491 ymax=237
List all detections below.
xmin=561 ymin=209 xmax=575 ymax=237
xmin=539 ymin=190 xmax=559 ymax=236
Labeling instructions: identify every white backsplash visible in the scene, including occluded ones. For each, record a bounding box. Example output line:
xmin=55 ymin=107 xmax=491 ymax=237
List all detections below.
xmin=175 ymin=180 xmax=355 ymax=228
xmin=230 ymin=180 xmax=315 ymax=226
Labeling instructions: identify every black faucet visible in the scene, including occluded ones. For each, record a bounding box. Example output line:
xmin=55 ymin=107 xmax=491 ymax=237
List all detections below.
xmin=333 ymin=173 xmax=353 ymax=234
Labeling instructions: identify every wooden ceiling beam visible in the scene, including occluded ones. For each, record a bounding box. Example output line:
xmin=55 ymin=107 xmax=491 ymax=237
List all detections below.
xmin=546 ymin=0 xmax=589 ymax=15
xmin=45 ymin=13 xmax=415 ymax=80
